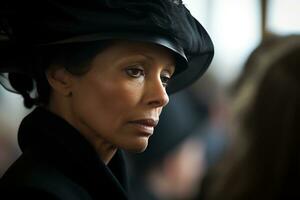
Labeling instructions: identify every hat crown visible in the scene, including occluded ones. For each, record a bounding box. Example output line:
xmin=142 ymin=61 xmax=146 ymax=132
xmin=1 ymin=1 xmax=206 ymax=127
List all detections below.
xmin=1 ymin=1 xmax=197 ymax=50
xmin=1 ymin=0 xmax=214 ymax=94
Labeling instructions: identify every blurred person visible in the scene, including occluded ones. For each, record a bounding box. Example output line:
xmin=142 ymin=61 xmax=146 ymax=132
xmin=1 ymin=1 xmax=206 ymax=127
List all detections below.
xmin=0 ymin=86 xmax=28 ymax=177
xmin=0 ymin=1 xmax=214 ymax=199
xmin=190 ymin=71 xmax=230 ymax=170
xmin=198 ymin=34 xmax=300 ymax=200
xmin=0 ymin=135 xmax=19 ymax=177
xmin=0 ymin=106 xmax=21 ymax=177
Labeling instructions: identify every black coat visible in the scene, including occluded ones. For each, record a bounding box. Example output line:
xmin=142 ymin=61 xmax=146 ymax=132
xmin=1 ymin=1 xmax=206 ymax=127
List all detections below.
xmin=0 ymin=107 xmax=129 ymax=200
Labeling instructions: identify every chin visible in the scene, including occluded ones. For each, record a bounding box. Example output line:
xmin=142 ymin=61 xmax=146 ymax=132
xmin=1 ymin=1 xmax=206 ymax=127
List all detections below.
xmin=123 ymin=138 xmax=149 ymax=153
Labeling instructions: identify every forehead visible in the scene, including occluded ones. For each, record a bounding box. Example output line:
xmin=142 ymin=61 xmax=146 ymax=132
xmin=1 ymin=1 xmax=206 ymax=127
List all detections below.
xmin=100 ymin=40 xmax=176 ymax=64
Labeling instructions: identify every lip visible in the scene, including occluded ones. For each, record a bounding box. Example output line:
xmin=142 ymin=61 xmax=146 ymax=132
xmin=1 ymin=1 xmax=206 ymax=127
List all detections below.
xmin=129 ymin=118 xmax=159 ymax=135
xmin=130 ymin=119 xmax=159 ymax=127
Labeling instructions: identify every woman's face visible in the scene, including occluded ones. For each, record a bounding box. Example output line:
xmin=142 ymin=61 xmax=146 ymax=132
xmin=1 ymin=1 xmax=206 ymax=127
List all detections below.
xmin=68 ymin=41 xmax=175 ymax=152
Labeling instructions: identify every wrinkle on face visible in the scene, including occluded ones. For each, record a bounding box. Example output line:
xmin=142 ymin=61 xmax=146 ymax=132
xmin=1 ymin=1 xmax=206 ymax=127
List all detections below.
xmin=48 ymin=40 xmax=176 ymax=163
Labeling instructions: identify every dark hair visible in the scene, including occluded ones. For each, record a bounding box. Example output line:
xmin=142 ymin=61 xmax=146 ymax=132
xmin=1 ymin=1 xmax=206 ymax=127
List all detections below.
xmin=8 ymin=41 xmax=112 ymax=108
xmin=202 ymin=36 xmax=300 ymax=199
xmin=239 ymin=46 xmax=300 ymax=198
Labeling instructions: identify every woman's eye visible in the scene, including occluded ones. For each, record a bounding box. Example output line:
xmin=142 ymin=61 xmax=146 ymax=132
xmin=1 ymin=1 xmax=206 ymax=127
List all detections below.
xmin=125 ymin=67 xmax=145 ymax=78
xmin=161 ymin=75 xmax=171 ymax=87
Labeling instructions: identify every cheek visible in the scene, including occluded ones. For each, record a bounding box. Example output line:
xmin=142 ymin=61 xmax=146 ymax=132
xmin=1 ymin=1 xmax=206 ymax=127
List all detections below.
xmin=71 ymin=77 xmax=141 ymax=133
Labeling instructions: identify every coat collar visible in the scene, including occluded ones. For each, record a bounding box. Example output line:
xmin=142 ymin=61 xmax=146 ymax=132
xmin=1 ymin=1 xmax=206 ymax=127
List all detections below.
xmin=18 ymin=107 xmax=128 ymax=199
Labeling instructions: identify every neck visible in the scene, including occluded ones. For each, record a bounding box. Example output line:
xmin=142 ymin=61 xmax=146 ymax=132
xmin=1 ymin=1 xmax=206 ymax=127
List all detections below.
xmin=93 ymin=139 xmax=118 ymax=165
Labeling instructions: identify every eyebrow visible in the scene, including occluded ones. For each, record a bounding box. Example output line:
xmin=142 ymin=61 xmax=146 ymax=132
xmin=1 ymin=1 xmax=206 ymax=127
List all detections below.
xmin=137 ymin=53 xmax=176 ymax=73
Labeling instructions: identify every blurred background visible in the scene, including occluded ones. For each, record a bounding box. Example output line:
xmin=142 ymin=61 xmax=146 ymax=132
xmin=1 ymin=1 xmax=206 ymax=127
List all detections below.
xmin=1 ymin=0 xmax=300 ymax=199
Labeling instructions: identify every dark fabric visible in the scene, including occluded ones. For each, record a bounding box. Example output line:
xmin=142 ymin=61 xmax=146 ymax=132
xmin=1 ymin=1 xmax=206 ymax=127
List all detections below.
xmin=0 ymin=107 xmax=128 ymax=200
xmin=129 ymin=179 xmax=158 ymax=200
xmin=0 ymin=0 xmax=214 ymax=94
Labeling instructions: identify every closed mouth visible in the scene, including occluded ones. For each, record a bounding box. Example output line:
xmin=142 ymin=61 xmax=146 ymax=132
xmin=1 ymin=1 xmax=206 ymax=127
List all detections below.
xmin=129 ymin=119 xmax=159 ymax=128
xmin=128 ymin=119 xmax=159 ymax=135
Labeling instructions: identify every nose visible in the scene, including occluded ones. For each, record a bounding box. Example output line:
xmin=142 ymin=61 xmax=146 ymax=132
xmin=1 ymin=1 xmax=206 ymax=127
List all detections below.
xmin=145 ymin=76 xmax=169 ymax=108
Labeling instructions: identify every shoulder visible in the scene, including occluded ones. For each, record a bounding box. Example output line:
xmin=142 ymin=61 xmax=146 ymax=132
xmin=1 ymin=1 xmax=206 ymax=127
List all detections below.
xmin=0 ymin=186 xmax=60 ymax=200
xmin=0 ymin=151 xmax=92 ymax=200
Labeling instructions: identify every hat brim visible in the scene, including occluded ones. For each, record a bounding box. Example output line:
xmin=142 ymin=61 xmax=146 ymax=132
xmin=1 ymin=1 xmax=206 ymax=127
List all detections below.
xmin=37 ymin=30 xmax=214 ymax=94
xmin=1 ymin=28 xmax=213 ymax=94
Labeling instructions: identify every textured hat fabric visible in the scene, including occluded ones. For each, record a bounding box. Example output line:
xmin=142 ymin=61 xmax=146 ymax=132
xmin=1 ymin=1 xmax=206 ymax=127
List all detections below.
xmin=0 ymin=0 xmax=214 ymax=93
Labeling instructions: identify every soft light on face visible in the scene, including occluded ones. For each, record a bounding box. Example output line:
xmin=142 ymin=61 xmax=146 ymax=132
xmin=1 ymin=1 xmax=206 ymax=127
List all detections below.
xmin=68 ymin=41 xmax=175 ymax=152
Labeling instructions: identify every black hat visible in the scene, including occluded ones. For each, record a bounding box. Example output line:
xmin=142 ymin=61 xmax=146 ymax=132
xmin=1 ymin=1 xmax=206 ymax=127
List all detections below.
xmin=0 ymin=0 xmax=214 ymax=93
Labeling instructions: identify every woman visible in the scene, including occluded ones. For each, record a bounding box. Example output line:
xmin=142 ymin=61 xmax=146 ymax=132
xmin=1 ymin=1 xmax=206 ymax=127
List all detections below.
xmin=0 ymin=0 xmax=213 ymax=199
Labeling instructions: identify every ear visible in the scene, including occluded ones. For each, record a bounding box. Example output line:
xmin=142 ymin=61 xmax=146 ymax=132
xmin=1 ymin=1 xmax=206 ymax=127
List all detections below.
xmin=46 ymin=66 xmax=74 ymax=96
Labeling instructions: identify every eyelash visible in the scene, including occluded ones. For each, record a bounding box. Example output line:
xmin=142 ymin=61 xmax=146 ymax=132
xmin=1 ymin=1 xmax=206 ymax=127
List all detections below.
xmin=125 ymin=67 xmax=145 ymax=78
xmin=125 ymin=66 xmax=172 ymax=87
xmin=161 ymin=75 xmax=171 ymax=87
